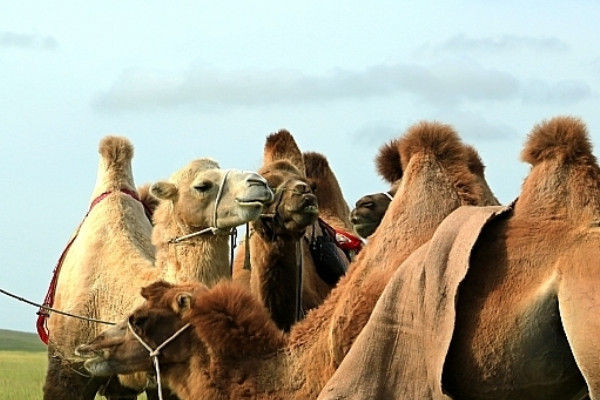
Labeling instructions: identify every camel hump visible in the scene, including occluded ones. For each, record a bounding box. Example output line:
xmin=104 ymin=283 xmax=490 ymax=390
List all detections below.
xmin=375 ymin=138 xmax=403 ymax=184
xmin=521 ymin=115 xmax=593 ymax=166
xmin=399 ymin=121 xmax=465 ymax=170
xmin=264 ymin=129 xmax=305 ymax=173
xmin=98 ymin=135 xmax=134 ymax=167
xmin=303 ymin=151 xmax=330 ymax=178
xmin=464 ymin=145 xmax=485 ymax=176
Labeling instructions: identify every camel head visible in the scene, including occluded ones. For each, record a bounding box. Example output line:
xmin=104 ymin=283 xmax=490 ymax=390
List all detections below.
xmin=75 ymin=281 xmax=205 ymax=377
xmin=255 ymin=130 xmax=319 ymax=239
xmin=76 ymin=280 xmax=286 ymax=390
xmin=350 ymin=187 xmax=397 ymax=239
xmin=150 ymin=158 xmax=274 ymax=234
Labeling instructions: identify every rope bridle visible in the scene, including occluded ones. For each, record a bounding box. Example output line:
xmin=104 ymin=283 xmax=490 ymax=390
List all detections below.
xmin=166 ymin=169 xmax=238 ymax=275
xmin=127 ymin=320 xmax=191 ymax=400
xmin=382 ymin=191 xmax=394 ymax=201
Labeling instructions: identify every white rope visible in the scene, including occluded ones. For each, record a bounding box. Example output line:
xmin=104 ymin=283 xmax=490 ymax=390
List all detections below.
xmin=127 ymin=320 xmax=191 ymax=400
xmin=382 ymin=192 xmax=394 ymax=201
xmin=168 ymin=169 xmax=233 ymax=244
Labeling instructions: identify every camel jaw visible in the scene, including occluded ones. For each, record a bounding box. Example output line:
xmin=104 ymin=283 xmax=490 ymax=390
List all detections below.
xmin=352 ymin=221 xmax=379 ymax=238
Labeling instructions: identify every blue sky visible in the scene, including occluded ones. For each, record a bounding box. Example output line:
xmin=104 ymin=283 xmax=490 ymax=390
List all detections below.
xmin=1 ymin=0 xmax=599 ymax=333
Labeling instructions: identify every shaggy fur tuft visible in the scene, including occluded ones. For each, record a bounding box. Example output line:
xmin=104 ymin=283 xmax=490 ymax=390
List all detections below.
xmin=521 ymin=115 xmax=593 ymax=166
xmin=137 ymin=183 xmax=160 ymax=218
xmin=375 ymin=138 xmax=403 ymax=184
xmin=464 ymin=145 xmax=485 ymax=176
xmin=191 ymin=281 xmax=287 ymax=357
xmin=98 ymin=135 xmax=134 ymax=167
xmin=303 ymin=151 xmax=330 ymax=177
xmin=264 ymin=129 xmax=306 ymax=174
xmin=398 ymin=121 xmax=465 ymax=171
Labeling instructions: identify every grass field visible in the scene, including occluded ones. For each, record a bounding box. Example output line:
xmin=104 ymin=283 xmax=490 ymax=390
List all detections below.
xmin=0 ymin=329 xmax=147 ymax=400
xmin=0 ymin=329 xmax=47 ymax=400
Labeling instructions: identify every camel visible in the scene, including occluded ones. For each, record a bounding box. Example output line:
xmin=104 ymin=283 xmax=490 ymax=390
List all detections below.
xmin=350 ymin=142 xmax=498 ymax=239
xmin=232 ymin=130 xmax=355 ymax=331
xmin=76 ymin=120 xmax=500 ymax=399
xmin=318 ymin=115 xmax=599 ymax=400
xmin=42 ymin=135 xmax=273 ymax=400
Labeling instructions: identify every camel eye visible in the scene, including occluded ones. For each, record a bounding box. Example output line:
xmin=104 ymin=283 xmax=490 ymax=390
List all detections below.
xmin=129 ymin=315 xmax=148 ymax=331
xmin=363 ymin=201 xmax=375 ymax=209
xmin=194 ymin=181 xmax=213 ymax=193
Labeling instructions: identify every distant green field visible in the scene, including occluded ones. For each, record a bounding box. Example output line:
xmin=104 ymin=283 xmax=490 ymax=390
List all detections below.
xmin=0 ymin=329 xmax=146 ymax=400
xmin=0 ymin=329 xmax=46 ymax=352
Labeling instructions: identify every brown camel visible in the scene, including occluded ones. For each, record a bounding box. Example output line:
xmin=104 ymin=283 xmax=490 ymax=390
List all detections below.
xmin=76 ymin=120 xmax=500 ymax=399
xmin=318 ymin=115 xmax=599 ymax=400
xmin=350 ymin=141 xmax=498 ymax=239
xmin=42 ymin=136 xmax=273 ymax=400
xmin=232 ymin=130 xmax=354 ymax=331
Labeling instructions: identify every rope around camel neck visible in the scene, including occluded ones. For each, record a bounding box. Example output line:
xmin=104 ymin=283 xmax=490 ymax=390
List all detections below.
xmin=128 ymin=320 xmax=191 ymax=400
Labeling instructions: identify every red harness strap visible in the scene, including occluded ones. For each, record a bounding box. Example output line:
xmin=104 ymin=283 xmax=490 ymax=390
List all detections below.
xmin=318 ymin=218 xmax=364 ymax=254
xmin=36 ymin=188 xmax=142 ymax=344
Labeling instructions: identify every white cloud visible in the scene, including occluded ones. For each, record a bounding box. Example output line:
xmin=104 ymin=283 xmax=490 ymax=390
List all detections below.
xmin=91 ymin=57 xmax=591 ymax=113
xmin=0 ymin=31 xmax=57 ymax=50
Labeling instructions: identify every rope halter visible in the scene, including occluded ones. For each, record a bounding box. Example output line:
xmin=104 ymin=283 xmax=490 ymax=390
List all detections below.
xmin=127 ymin=320 xmax=191 ymax=400
xmin=168 ymin=169 xmax=233 ymax=244
xmin=382 ymin=191 xmax=394 ymax=201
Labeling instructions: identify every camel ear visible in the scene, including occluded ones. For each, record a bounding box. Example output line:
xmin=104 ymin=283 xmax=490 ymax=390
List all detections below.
xmin=150 ymin=181 xmax=178 ymax=201
xmin=174 ymin=292 xmax=193 ymax=314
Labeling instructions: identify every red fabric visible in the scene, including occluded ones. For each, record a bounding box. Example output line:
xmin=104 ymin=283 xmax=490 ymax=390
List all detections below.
xmin=318 ymin=218 xmax=364 ymax=254
xmin=36 ymin=189 xmax=141 ymax=344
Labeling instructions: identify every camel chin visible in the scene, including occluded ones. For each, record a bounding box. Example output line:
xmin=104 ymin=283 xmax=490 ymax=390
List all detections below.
xmin=352 ymin=221 xmax=379 ymax=239
xmin=82 ymin=357 xmax=133 ymax=377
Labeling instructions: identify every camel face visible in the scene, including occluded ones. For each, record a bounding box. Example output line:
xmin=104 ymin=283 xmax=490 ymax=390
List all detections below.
xmin=350 ymin=192 xmax=393 ymax=238
xmin=77 ymin=282 xmax=202 ymax=377
xmin=151 ymin=160 xmax=274 ymax=232
xmin=256 ymin=160 xmax=319 ymax=239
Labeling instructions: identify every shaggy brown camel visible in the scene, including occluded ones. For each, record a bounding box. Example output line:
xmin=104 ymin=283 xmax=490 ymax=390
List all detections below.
xmin=41 ymin=136 xmax=273 ymax=400
xmin=76 ymin=120 xmax=500 ymax=399
xmin=350 ymin=142 xmax=498 ymax=239
xmin=232 ymin=130 xmax=354 ymax=331
xmin=319 ymin=115 xmax=598 ymax=400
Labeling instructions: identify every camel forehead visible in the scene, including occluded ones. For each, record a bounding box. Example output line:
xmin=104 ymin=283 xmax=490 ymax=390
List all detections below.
xmin=169 ymin=159 xmax=221 ymax=184
xmin=260 ymin=160 xmax=304 ymax=184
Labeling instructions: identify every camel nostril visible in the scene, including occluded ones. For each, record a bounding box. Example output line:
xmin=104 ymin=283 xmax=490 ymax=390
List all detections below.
xmin=247 ymin=177 xmax=268 ymax=187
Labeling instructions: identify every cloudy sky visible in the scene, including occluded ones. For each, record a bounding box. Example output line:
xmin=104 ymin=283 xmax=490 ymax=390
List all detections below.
xmin=1 ymin=1 xmax=599 ymax=334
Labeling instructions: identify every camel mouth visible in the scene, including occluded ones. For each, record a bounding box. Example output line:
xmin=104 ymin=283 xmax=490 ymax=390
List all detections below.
xmin=237 ymin=199 xmax=270 ymax=208
xmin=286 ymin=202 xmax=319 ymax=215
xmin=74 ymin=345 xmax=104 ymax=359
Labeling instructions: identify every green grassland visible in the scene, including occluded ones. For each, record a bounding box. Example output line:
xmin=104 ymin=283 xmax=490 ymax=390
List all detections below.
xmin=0 ymin=329 xmax=47 ymax=400
xmin=0 ymin=329 xmax=147 ymax=400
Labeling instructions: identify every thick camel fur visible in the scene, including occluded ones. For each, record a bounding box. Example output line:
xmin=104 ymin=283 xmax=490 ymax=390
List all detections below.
xmin=320 ymin=115 xmax=600 ymax=400
xmin=351 ymin=140 xmax=498 ymax=239
xmin=232 ymin=130 xmax=352 ymax=331
xmin=443 ymin=115 xmax=600 ymax=399
xmin=42 ymin=136 xmax=273 ymax=400
xmin=77 ymin=120 xmax=500 ymax=399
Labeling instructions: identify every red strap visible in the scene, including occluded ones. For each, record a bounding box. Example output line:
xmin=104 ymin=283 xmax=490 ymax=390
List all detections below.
xmin=36 ymin=188 xmax=142 ymax=344
xmin=318 ymin=218 xmax=364 ymax=254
